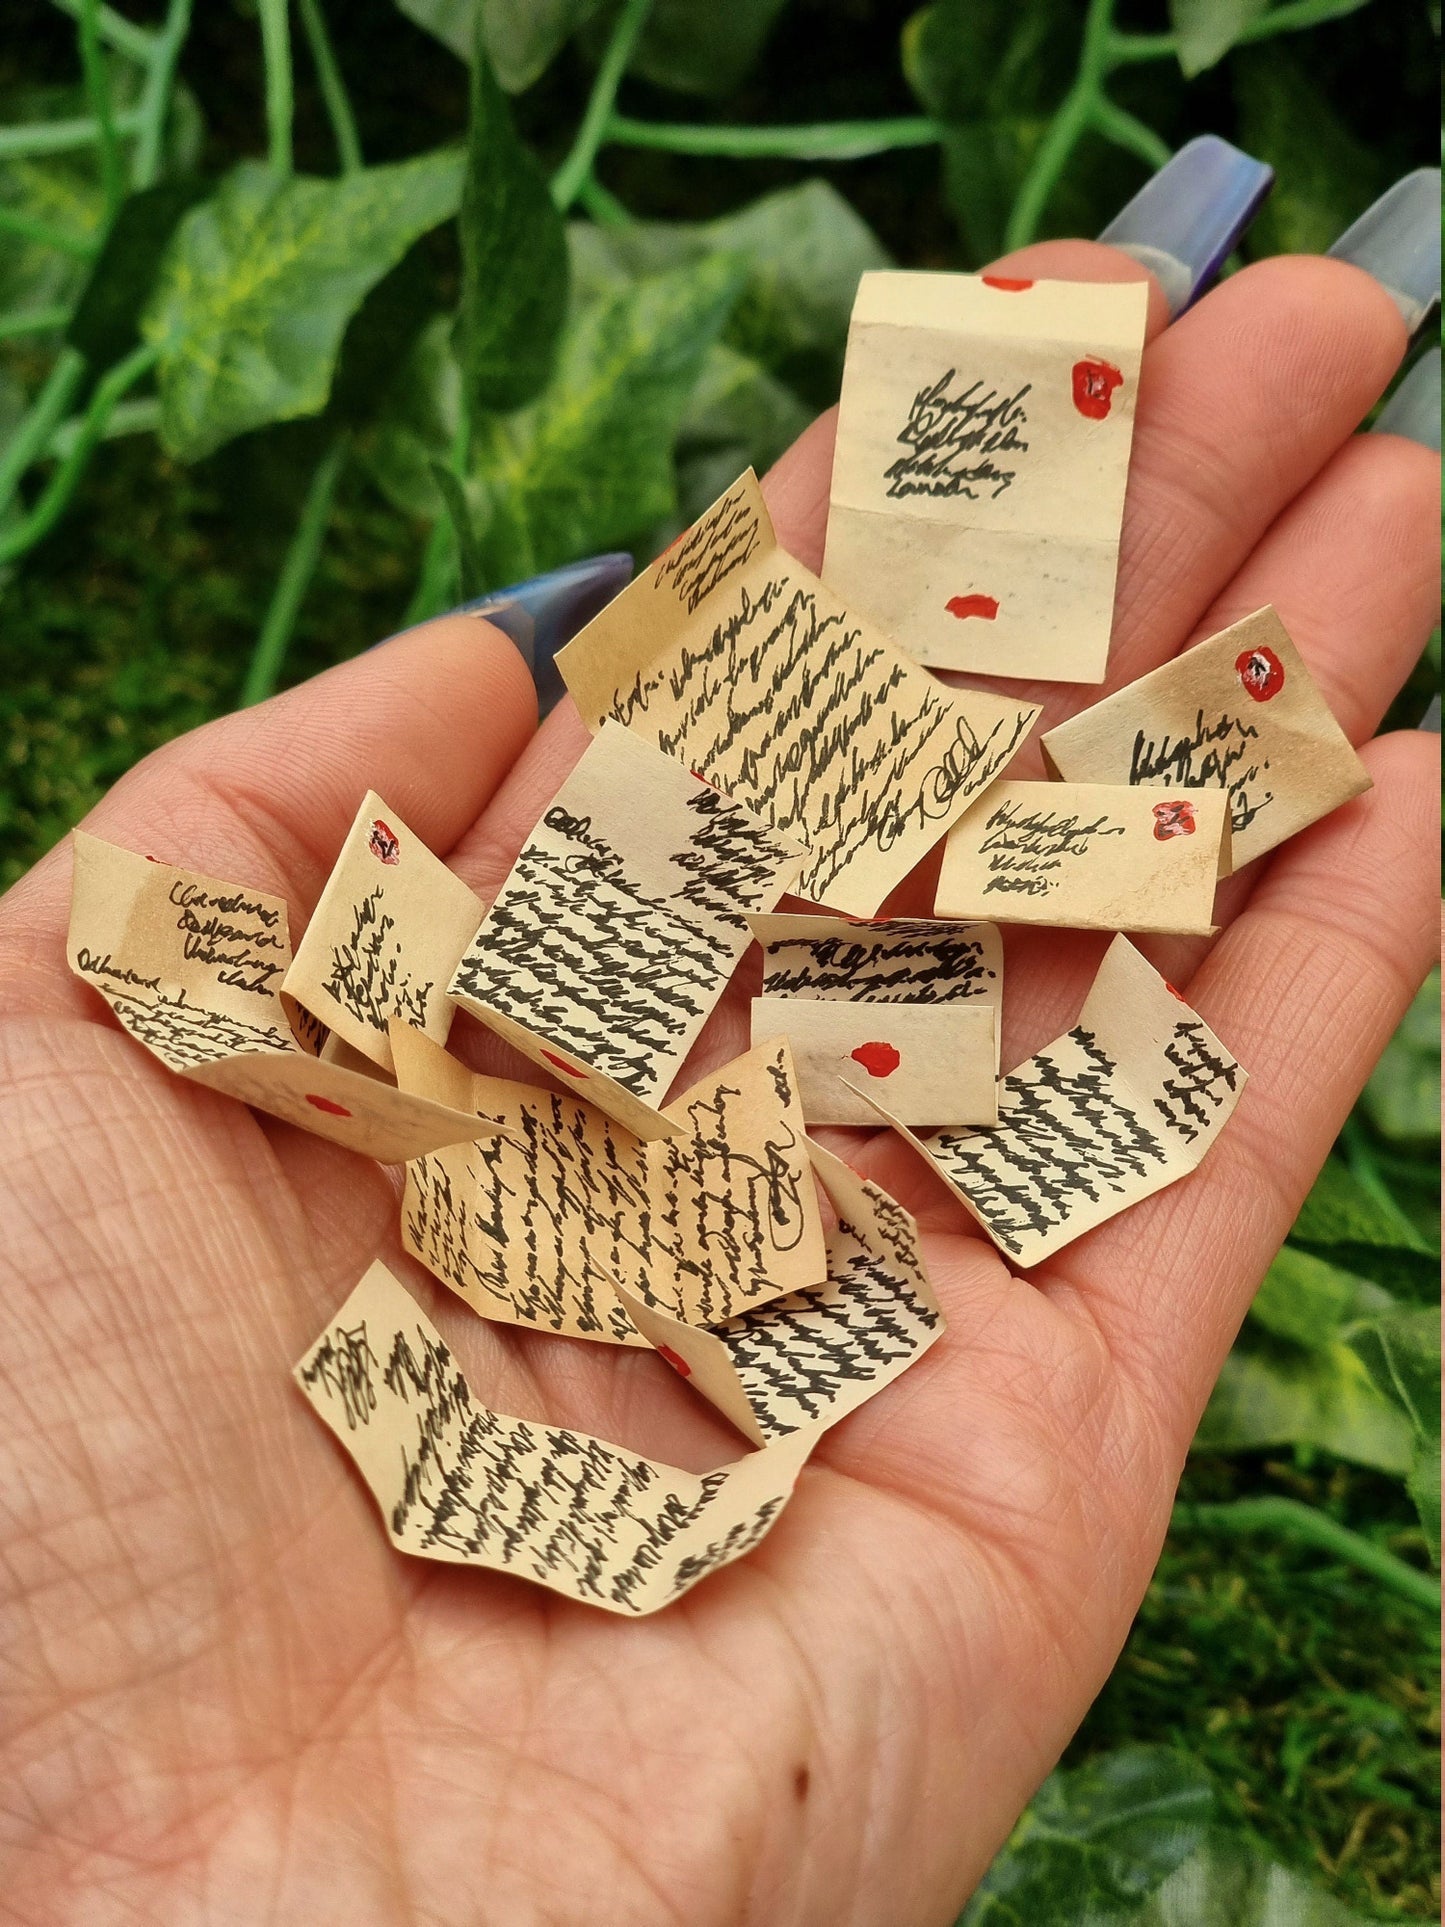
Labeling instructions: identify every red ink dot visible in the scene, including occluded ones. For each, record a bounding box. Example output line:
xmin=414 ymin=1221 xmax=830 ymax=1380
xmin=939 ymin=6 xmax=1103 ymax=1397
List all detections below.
xmin=305 ymin=1094 xmax=352 ymax=1117
xmin=1072 ymin=357 xmax=1124 ymax=420
xmin=541 ymin=1049 xmax=588 ymax=1079
xmin=368 ymin=819 xmax=401 ymax=865
xmin=1235 ymin=645 xmax=1284 ymax=702
xmin=656 ymin=1344 xmax=692 ymax=1378
xmin=851 ymin=1041 xmax=901 ymax=1079
xmin=1163 ymin=982 xmax=1191 ymax=1006
xmin=982 ymin=276 xmax=1034 ymax=291
xmin=945 ymin=593 xmax=1000 ymax=622
xmin=1152 ymin=800 xmax=1198 ymax=841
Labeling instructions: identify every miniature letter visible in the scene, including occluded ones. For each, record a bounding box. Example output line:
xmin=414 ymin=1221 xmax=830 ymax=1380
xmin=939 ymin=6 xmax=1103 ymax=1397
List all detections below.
xmin=936 ymin=780 xmax=1229 ymax=934
xmin=1040 ymin=606 xmax=1372 ymax=872
xmin=856 ymin=935 xmax=1245 ymax=1267
xmin=555 ymin=469 xmax=1039 ymax=918
xmin=284 ymin=790 xmax=484 ymax=1073
xmin=67 ymin=831 xmax=506 ymax=1163
xmin=296 ymin=1261 xmax=814 ymax=1616
xmin=448 ymin=722 xmax=805 ymax=1140
xmin=824 ymin=272 xmax=1148 ymax=684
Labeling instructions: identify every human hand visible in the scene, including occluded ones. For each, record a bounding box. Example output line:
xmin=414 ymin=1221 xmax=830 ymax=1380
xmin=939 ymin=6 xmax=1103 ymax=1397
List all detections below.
xmin=0 ymin=216 xmax=1436 ymax=1923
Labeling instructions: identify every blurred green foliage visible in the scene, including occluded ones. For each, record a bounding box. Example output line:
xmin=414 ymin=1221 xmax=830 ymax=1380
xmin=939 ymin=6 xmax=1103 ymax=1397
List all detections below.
xmin=0 ymin=0 xmax=1438 ymax=1920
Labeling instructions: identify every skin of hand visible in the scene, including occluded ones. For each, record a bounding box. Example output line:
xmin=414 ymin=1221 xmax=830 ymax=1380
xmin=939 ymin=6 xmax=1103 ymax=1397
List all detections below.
xmin=0 ymin=238 xmax=1437 ymax=1927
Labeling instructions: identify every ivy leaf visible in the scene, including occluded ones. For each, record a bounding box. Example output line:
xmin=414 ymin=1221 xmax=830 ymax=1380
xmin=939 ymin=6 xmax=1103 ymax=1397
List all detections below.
xmin=1167 ymin=0 xmax=1271 ymax=77
xmin=1195 ymin=1334 xmax=1414 ymax=1475
xmin=1234 ymin=45 xmax=1384 ymax=256
xmin=393 ymin=0 xmax=475 ymax=59
xmin=1135 ymin=1831 xmax=1383 ymax=1924
xmin=482 ymin=0 xmax=597 ymax=89
xmin=456 ymin=42 xmax=568 ymax=414
xmin=66 ymin=178 xmax=210 ymax=366
xmin=1348 ymin=1306 xmax=1442 ymax=1559
xmin=1361 ymin=970 xmax=1440 ymax=1145
xmin=353 ymin=313 xmax=460 ymax=520
xmin=144 ymin=152 xmax=464 ymax=461
xmin=1288 ymin=1155 xmax=1437 ymax=1299
xmin=959 ymin=1746 xmax=1216 ymax=1924
xmin=429 ymin=461 xmax=486 ymax=600
xmin=582 ymin=0 xmax=788 ymax=97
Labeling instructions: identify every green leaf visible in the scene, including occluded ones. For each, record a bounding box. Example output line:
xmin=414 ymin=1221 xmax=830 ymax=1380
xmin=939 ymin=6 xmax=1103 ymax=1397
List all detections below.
xmin=591 ymin=0 xmax=788 ymax=96
xmin=469 ymin=253 xmax=744 ymax=582
xmin=958 ymin=1746 xmax=1216 ymax=1924
xmin=1361 ymin=970 xmax=1440 ymax=1145
xmin=1348 ymin=1306 xmax=1442 ymax=1558
xmin=456 ymin=45 xmax=568 ymax=413
xmin=1195 ymin=1332 xmax=1414 ymax=1475
xmin=1167 ymin=0 xmax=1271 ymax=78
xmin=1288 ymin=1154 xmax=1437 ymax=1299
xmin=482 ymin=0 xmax=596 ymax=89
xmin=66 ymin=178 xmax=210 ymax=366
xmin=354 ymin=312 xmax=460 ymax=519
xmin=393 ymin=0 xmax=475 ymax=59
xmin=1248 ymin=1246 xmax=1393 ymax=1350
xmin=429 ymin=460 xmax=485 ymax=599
xmin=1134 ymin=1831 xmax=1382 ymax=1925
xmin=1234 ymin=46 xmax=1384 ymax=257
xmin=143 ymin=152 xmax=464 ymax=461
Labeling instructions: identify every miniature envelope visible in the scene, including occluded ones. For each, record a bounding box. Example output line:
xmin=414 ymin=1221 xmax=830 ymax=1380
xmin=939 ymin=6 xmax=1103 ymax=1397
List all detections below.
xmin=296 ymin=1260 xmax=816 ymax=1617
xmin=748 ymin=913 xmax=1002 ymax=1126
xmin=555 ymin=468 xmax=1039 ymax=918
xmin=448 ymin=722 xmax=805 ymax=1141
xmin=1040 ymin=607 xmax=1372 ymax=872
xmin=615 ymin=1140 xmax=944 ymax=1445
xmin=395 ymin=1024 xmax=827 ymax=1344
xmin=283 ymin=790 xmax=483 ymax=1073
xmin=824 ymin=272 xmax=1148 ymax=684
xmin=66 ymin=831 xmax=506 ymax=1163
xmin=936 ymin=780 xmax=1230 ymax=934
xmin=854 ymin=935 xmax=1245 ymax=1268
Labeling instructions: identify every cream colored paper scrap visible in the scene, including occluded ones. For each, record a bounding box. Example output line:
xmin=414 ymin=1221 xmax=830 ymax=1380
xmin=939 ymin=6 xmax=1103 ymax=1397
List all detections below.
xmin=615 ymin=1140 xmax=944 ymax=1445
xmin=66 ymin=832 xmax=505 ymax=1163
xmin=855 ymin=935 xmax=1245 ymax=1268
xmin=936 ymin=780 xmax=1229 ymax=934
xmin=283 ymin=790 xmax=483 ymax=1073
xmin=1040 ymin=607 xmax=1372 ymax=872
xmin=395 ymin=1024 xmax=827 ymax=1345
xmin=555 ymin=469 xmax=1039 ymax=917
xmin=296 ymin=1261 xmax=814 ymax=1616
xmin=824 ymin=272 xmax=1148 ymax=684
xmin=448 ymin=722 xmax=805 ymax=1141
xmin=748 ymin=913 xmax=1002 ymax=1126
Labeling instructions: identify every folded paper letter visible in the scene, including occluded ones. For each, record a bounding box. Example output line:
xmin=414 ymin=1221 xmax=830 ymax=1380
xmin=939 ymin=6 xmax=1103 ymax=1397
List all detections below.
xmin=936 ymin=780 xmax=1229 ymax=934
xmin=67 ymin=831 xmax=505 ymax=1163
xmin=448 ymin=722 xmax=805 ymax=1138
xmin=824 ymin=272 xmax=1148 ymax=684
xmin=555 ymin=469 xmax=1039 ymax=917
xmin=1040 ymin=607 xmax=1371 ymax=872
xmin=855 ymin=935 xmax=1245 ymax=1266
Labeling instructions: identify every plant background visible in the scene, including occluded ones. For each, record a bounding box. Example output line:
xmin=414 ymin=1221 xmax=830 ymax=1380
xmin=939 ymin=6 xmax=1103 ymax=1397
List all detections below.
xmin=0 ymin=0 xmax=1438 ymax=1918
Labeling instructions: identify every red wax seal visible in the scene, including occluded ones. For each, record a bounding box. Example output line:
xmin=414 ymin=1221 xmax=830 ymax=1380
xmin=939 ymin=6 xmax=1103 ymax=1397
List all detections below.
xmin=1152 ymin=800 xmax=1197 ymax=840
xmin=982 ymin=276 xmax=1034 ymax=291
xmin=851 ymin=1041 xmax=901 ymax=1079
xmin=305 ymin=1094 xmax=352 ymax=1116
xmin=945 ymin=593 xmax=1000 ymax=622
xmin=1072 ymin=357 xmax=1123 ymax=420
xmin=541 ymin=1049 xmax=588 ymax=1079
xmin=368 ymin=819 xmax=401 ymax=865
xmin=656 ymin=1344 xmax=692 ymax=1378
xmin=1235 ymin=644 xmax=1284 ymax=702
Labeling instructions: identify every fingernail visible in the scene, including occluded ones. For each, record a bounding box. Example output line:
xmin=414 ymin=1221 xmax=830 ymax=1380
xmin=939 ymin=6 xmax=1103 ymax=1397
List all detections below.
xmin=1373 ymin=349 xmax=1441 ymax=452
xmin=1417 ymin=695 xmax=1439 ymax=734
xmin=1097 ymin=135 xmax=1274 ymax=318
xmin=1327 ymin=169 xmax=1441 ymax=333
xmin=458 ymin=552 xmax=633 ymax=714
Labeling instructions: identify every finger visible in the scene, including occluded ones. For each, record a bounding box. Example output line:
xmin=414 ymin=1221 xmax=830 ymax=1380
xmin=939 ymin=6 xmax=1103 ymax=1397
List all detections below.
xmin=0 ymin=615 xmax=536 ymax=1017
xmin=1038 ymin=730 xmax=1439 ymax=1438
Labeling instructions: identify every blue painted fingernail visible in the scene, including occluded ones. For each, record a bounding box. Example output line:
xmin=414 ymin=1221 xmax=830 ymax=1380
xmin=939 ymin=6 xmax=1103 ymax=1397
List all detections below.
xmin=1327 ymin=169 xmax=1441 ymax=333
xmin=1373 ymin=349 xmax=1441 ymax=453
xmin=1417 ymin=694 xmax=1439 ymax=734
xmin=1097 ymin=135 xmax=1274 ymax=318
xmin=458 ymin=552 xmax=633 ymax=714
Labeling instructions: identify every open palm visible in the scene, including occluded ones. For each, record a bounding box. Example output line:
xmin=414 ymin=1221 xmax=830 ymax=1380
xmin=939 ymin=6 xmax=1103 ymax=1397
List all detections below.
xmin=1 ymin=239 xmax=1435 ymax=1925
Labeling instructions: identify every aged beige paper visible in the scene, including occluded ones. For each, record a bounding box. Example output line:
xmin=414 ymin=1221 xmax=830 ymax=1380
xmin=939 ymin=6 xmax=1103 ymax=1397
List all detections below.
xmin=67 ymin=832 xmax=506 ymax=1163
xmin=555 ymin=469 xmax=1039 ymax=917
xmin=615 ymin=1140 xmax=944 ymax=1445
xmin=824 ymin=272 xmax=1148 ymax=684
xmin=283 ymin=790 xmax=483 ymax=1074
xmin=448 ymin=722 xmax=805 ymax=1141
xmin=854 ymin=935 xmax=1245 ymax=1268
xmin=1040 ymin=607 xmax=1372 ymax=872
xmin=395 ymin=1024 xmax=827 ymax=1345
xmin=748 ymin=913 xmax=1002 ymax=1125
xmin=936 ymin=780 xmax=1230 ymax=934
xmin=296 ymin=1261 xmax=814 ymax=1616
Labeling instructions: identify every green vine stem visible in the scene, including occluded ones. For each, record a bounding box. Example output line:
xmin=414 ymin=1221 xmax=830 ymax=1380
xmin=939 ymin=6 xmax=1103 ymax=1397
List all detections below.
xmin=0 ymin=305 xmax=72 ymax=341
xmin=1175 ymin=1499 xmax=1441 ymax=1614
xmin=551 ymin=0 xmax=657 ymax=211
xmin=0 ymin=347 xmax=88 ymax=521
xmin=46 ymin=0 xmax=155 ymax=64
xmin=0 ymin=204 xmax=98 ymax=258
xmin=47 ymin=396 xmax=160 ymax=458
xmin=297 ymin=0 xmax=363 ymax=175
xmin=606 ymin=113 xmax=941 ymax=163
xmin=131 ymin=0 xmax=194 ymax=190
xmin=241 ymin=435 xmax=350 ymax=705
xmin=256 ymin=0 xmax=295 ymax=178
xmin=76 ymin=0 xmax=124 ymax=220
xmin=0 ymin=110 xmax=142 ymax=160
